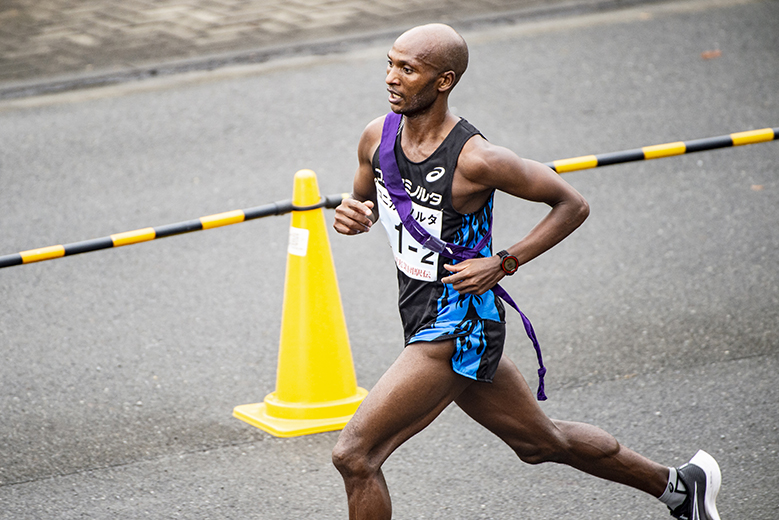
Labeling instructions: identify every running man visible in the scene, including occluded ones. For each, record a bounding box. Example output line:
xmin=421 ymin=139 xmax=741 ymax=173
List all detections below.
xmin=331 ymin=23 xmax=721 ymax=520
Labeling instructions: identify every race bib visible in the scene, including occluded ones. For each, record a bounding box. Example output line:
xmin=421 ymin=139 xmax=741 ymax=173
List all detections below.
xmin=375 ymin=180 xmax=442 ymax=281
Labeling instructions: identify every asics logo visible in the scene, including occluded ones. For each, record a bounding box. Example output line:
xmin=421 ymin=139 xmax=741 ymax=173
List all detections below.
xmin=692 ymin=483 xmax=700 ymax=520
xmin=426 ymin=167 xmax=446 ymax=182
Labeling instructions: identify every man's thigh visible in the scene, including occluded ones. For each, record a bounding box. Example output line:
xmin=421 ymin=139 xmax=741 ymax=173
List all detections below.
xmin=454 ymin=355 xmax=559 ymax=455
xmin=339 ymin=340 xmax=472 ymax=467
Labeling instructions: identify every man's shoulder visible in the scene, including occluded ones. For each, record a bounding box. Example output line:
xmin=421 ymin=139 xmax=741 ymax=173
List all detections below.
xmin=364 ymin=115 xmax=387 ymax=138
xmin=457 ymin=134 xmax=524 ymax=183
xmin=458 ymin=133 xmax=502 ymax=167
xmin=357 ymin=114 xmax=388 ymax=163
xmin=359 ymin=115 xmax=387 ymax=146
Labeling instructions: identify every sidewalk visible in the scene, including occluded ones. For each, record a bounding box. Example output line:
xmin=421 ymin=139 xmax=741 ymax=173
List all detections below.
xmin=0 ymin=0 xmax=650 ymax=98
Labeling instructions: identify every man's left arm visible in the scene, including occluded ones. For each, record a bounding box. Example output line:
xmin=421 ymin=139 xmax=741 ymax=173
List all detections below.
xmin=442 ymin=141 xmax=589 ymax=295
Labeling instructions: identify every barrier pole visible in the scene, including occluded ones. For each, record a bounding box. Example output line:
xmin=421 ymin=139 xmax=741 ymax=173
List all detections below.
xmin=546 ymin=127 xmax=777 ymax=173
xmin=0 ymin=193 xmax=347 ymax=269
xmin=2 ymin=126 xmax=775 ymax=269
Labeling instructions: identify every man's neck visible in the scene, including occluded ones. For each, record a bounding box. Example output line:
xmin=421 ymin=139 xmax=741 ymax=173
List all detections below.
xmin=399 ymin=106 xmax=459 ymax=162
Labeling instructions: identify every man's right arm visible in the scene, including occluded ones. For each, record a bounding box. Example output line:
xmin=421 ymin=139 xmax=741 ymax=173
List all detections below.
xmin=333 ymin=117 xmax=383 ymax=236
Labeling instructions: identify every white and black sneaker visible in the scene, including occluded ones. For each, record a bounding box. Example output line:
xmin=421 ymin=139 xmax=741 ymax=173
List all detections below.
xmin=669 ymin=450 xmax=722 ymax=520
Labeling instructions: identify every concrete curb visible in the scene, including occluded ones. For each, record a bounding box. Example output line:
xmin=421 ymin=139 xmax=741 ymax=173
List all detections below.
xmin=0 ymin=0 xmax=667 ymax=100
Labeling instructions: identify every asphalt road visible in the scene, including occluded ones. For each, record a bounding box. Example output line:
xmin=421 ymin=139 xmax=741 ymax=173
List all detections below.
xmin=1 ymin=0 xmax=777 ymax=518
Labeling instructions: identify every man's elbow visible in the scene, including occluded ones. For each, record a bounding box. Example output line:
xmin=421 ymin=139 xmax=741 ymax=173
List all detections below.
xmin=571 ymin=194 xmax=590 ymax=227
xmin=578 ymin=196 xmax=590 ymax=223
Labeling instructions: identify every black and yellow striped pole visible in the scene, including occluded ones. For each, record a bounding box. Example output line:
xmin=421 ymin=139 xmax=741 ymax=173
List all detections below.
xmin=0 ymin=193 xmax=347 ymax=269
xmin=1 ymin=127 xmax=776 ymax=269
xmin=545 ymin=127 xmax=777 ymax=173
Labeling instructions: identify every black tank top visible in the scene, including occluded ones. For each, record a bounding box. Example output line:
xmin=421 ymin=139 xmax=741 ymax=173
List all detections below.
xmin=372 ymin=117 xmax=505 ymax=343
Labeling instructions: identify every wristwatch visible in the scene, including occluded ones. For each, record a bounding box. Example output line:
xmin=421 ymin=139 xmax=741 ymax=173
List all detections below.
xmin=497 ymin=250 xmax=519 ymax=275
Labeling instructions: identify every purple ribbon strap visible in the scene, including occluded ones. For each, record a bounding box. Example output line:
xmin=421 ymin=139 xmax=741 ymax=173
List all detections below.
xmin=379 ymin=112 xmax=547 ymax=400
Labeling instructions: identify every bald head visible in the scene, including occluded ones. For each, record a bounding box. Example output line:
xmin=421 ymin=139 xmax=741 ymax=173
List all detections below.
xmin=393 ymin=24 xmax=469 ymax=87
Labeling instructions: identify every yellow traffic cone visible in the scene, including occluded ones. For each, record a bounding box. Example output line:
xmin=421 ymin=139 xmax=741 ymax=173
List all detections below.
xmin=233 ymin=169 xmax=367 ymax=437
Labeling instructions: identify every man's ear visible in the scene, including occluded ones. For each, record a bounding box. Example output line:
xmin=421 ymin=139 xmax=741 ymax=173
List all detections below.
xmin=437 ymin=70 xmax=456 ymax=92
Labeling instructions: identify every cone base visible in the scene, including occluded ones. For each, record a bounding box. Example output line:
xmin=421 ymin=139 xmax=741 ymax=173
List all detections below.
xmin=233 ymin=387 xmax=368 ymax=438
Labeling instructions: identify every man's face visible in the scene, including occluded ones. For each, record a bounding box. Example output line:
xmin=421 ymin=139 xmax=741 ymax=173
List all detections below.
xmin=385 ymin=41 xmax=441 ymax=116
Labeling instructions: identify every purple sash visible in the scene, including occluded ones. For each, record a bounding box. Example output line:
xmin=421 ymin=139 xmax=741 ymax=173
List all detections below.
xmin=379 ymin=112 xmax=547 ymax=400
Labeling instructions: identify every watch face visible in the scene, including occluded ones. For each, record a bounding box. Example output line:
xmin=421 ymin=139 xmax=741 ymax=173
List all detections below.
xmin=502 ymin=256 xmax=519 ymax=274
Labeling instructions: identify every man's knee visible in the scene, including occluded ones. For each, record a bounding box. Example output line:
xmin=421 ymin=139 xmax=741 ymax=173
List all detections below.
xmin=332 ymin=434 xmax=374 ymax=479
xmin=508 ymin=422 xmax=568 ymax=465
xmin=511 ymin=420 xmax=621 ymax=466
xmin=512 ymin=442 xmax=561 ymax=465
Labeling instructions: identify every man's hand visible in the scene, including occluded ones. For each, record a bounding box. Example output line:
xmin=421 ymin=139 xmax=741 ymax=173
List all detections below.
xmin=333 ymin=198 xmax=375 ymax=235
xmin=441 ymin=256 xmax=504 ymax=295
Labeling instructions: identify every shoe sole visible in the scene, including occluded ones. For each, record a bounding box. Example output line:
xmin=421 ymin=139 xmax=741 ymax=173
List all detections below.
xmin=690 ymin=450 xmax=721 ymax=520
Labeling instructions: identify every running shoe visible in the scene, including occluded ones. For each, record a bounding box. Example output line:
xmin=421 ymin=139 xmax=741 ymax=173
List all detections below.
xmin=669 ymin=450 xmax=722 ymax=520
